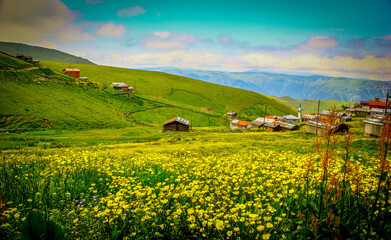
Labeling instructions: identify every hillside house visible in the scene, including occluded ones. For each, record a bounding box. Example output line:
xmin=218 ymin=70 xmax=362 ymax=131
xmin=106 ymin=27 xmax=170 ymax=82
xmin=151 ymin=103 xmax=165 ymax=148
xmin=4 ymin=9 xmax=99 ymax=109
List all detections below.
xmin=200 ymin=107 xmax=212 ymax=111
xmin=305 ymin=120 xmax=350 ymax=136
xmin=264 ymin=121 xmax=282 ymax=132
xmin=163 ymin=117 xmax=190 ymax=132
xmin=302 ymin=113 xmax=317 ymax=122
xmin=226 ymin=112 xmax=238 ymax=118
xmin=230 ymin=120 xmax=251 ymax=130
xmin=63 ymin=68 xmax=80 ymax=78
xmin=319 ymin=110 xmax=350 ymax=122
xmin=16 ymin=54 xmax=25 ymax=60
xmin=283 ymin=115 xmax=300 ymax=123
xmin=363 ymin=116 xmax=385 ymax=137
xmin=370 ymin=108 xmax=391 ymax=116
xmin=280 ymin=123 xmax=299 ymax=131
xmin=111 ymin=83 xmax=133 ymax=92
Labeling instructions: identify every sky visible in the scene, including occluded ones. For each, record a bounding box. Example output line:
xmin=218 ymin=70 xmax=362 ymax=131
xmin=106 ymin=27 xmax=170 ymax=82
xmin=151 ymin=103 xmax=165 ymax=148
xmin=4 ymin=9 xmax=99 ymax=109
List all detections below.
xmin=0 ymin=0 xmax=390 ymax=80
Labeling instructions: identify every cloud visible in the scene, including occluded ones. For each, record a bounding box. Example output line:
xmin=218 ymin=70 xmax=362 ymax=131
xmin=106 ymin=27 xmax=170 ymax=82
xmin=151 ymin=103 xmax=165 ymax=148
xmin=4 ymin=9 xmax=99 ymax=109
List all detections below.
xmin=240 ymin=53 xmax=391 ymax=80
xmin=95 ymin=22 xmax=126 ymax=38
xmin=298 ymin=36 xmax=339 ymax=51
xmin=117 ymin=6 xmax=147 ymax=17
xmin=141 ymin=31 xmax=212 ymax=50
xmin=218 ymin=34 xmax=234 ymax=45
xmin=85 ymin=0 xmax=103 ymax=4
xmin=36 ymin=40 xmax=57 ymax=49
xmin=0 ymin=0 xmax=93 ymax=43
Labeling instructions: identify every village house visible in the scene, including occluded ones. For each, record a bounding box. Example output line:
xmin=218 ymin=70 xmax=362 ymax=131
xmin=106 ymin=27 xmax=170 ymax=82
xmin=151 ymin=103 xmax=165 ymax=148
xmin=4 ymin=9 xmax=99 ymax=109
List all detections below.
xmin=280 ymin=123 xmax=300 ymax=131
xmin=305 ymin=120 xmax=350 ymax=136
xmin=264 ymin=121 xmax=282 ymax=132
xmin=111 ymin=83 xmax=133 ymax=92
xmin=226 ymin=112 xmax=238 ymax=118
xmin=200 ymin=107 xmax=212 ymax=111
xmin=162 ymin=117 xmax=190 ymax=132
xmin=319 ymin=110 xmax=351 ymax=122
xmin=363 ymin=116 xmax=385 ymax=137
xmin=283 ymin=115 xmax=300 ymax=123
xmin=301 ymin=113 xmax=317 ymax=122
xmin=63 ymin=68 xmax=80 ymax=78
xmin=230 ymin=120 xmax=251 ymax=130
xmin=370 ymin=108 xmax=391 ymax=116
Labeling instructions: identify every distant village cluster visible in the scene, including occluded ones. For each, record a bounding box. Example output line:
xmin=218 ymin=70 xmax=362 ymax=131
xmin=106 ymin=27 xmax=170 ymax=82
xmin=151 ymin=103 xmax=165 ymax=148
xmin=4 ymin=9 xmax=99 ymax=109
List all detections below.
xmin=16 ymin=54 xmax=39 ymax=65
xmin=160 ymin=97 xmax=389 ymax=139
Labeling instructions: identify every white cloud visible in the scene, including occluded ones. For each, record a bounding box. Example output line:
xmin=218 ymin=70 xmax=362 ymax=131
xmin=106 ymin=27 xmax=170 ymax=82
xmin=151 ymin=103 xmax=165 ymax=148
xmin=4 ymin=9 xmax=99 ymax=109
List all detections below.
xmin=298 ymin=36 xmax=339 ymax=51
xmin=95 ymin=22 xmax=126 ymax=38
xmin=0 ymin=0 xmax=93 ymax=43
xmin=142 ymin=31 xmax=212 ymax=50
xmin=218 ymin=34 xmax=234 ymax=45
xmin=117 ymin=6 xmax=147 ymax=17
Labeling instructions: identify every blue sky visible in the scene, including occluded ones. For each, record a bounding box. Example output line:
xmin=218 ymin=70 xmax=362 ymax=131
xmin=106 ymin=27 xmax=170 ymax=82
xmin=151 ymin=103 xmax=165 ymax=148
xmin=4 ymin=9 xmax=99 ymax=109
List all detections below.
xmin=0 ymin=0 xmax=390 ymax=80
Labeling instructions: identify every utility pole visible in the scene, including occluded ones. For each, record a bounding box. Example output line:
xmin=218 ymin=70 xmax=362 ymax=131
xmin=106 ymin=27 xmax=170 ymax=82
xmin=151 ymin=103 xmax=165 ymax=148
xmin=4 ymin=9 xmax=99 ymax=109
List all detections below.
xmin=316 ymin=100 xmax=320 ymax=135
xmin=385 ymin=93 xmax=389 ymax=117
xmin=209 ymin=113 xmax=211 ymax=129
xmin=263 ymin=105 xmax=268 ymax=129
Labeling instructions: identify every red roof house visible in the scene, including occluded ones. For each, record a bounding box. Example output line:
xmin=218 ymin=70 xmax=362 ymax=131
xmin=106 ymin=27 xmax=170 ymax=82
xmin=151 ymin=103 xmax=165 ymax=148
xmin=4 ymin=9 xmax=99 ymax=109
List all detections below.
xmin=63 ymin=68 xmax=80 ymax=78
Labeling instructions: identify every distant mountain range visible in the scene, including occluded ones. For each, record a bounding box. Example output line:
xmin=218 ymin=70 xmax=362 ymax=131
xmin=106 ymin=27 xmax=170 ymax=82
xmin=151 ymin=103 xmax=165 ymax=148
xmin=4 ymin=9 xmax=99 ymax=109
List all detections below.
xmin=147 ymin=68 xmax=391 ymax=102
xmin=0 ymin=42 xmax=94 ymax=65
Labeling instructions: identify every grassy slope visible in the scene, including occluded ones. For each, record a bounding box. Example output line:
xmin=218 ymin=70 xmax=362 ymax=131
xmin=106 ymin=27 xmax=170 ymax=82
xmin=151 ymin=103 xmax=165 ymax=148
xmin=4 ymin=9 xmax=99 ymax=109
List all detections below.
xmin=0 ymin=52 xmax=33 ymax=70
xmin=272 ymin=95 xmax=350 ymax=113
xmin=0 ymin=42 xmax=94 ymax=65
xmin=41 ymin=61 xmax=297 ymax=119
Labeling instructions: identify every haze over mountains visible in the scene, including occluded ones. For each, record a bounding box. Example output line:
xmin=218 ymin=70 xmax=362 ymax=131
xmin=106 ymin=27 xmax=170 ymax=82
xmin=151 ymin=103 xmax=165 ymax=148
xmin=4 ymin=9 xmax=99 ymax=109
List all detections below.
xmin=0 ymin=42 xmax=389 ymax=103
xmin=148 ymin=68 xmax=391 ymax=102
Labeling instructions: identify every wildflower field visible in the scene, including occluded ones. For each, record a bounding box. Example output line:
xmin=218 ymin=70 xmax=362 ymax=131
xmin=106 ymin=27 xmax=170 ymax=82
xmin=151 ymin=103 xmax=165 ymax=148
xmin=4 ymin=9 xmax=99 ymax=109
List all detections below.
xmin=0 ymin=125 xmax=390 ymax=239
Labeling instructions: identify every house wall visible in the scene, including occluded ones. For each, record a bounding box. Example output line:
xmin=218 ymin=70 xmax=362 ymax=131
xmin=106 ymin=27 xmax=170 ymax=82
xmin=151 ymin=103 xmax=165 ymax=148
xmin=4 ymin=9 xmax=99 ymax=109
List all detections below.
xmin=64 ymin=71 xmax=80 ymax=78
xmin=364 ymin=123 xmax=382 ymax=137
xmin=163 ymin=122 xmax=189 ymax=132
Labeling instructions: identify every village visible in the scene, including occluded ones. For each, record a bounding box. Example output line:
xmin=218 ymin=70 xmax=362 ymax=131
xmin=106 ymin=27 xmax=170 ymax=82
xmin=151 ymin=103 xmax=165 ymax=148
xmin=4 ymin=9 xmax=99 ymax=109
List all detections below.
xmin=162 ymin=97 xmax=389 ymax=138
xmin=24 ymin=66 xmax=386 ymax=139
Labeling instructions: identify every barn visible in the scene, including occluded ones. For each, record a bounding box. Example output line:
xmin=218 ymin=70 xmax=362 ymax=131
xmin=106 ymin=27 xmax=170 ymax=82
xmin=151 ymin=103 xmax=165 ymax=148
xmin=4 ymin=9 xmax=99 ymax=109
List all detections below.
xmin=226 ymin=112 xmax=238 ymax=118
xmin=163 ymin=117 xmax=190 ymax=132
xmin=63 ymin=68 xmax=80 ymax=78
xmin=283 ymin=115 xmax=301 ymax=123
xmin=305 ymin=121 xmax=350 ymax=136
xmin=363 ymin=116 xmax=385 ymax=137
xmin=280 ymin=123 xmax=299 ymax=131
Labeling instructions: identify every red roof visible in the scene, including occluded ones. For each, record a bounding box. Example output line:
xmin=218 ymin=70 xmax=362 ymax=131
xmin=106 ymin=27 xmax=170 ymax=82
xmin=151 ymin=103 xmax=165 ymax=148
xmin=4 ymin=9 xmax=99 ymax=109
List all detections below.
xmin=273 ymin=121 xmax=284 ymax=125
xmin=234 ymin=120 xmax=250 ymax=126
xmin=265 ymin=116 xmax=276 ymax=119
xmin=200 ymin=107 xmax=212 ymax=111
xmin=63 ymin=68 xmax=80 ymax=72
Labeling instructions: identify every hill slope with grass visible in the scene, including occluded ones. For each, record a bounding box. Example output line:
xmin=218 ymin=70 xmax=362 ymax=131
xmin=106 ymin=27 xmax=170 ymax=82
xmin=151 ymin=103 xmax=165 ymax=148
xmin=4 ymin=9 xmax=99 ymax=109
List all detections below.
xmin=0 ymin=53 xmax=297 ymax=130
xmin=0 ymin=41 xmax=95 ymax=65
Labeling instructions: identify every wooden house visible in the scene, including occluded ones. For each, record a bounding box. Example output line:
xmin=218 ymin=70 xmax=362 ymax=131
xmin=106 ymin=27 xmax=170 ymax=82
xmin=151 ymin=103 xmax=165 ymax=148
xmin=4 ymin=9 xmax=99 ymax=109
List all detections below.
xmin=230 ymin=120 xmax=251 ymax=130
xmin=111 ymin=83 xmax=133 ymax=92
xmin=280 ymin=123 xmax=299 ymax=131
xmin=163 ymin=117 xmax=190 ymax=132
xmin=264 ymin=121 xmax=282 ymax=132
xmin=63 ymin=68 xmax=80 ymax=78
xmin=23 ymin=56 xmax=33 ymax=63
xmin=363 ymin=116 xmax=385 ymax=137
xmin=283 ymin=115 xmax=300 ymax=123
xmin=319 ymin=110 xmax=349 ymax=122
xmin=226 ymin=112 xmax=238 ymax=118
xmin=302 ymin=113 xmax=317 ymax=122
xmin=305 ymin=120 xmax=350 ymax=136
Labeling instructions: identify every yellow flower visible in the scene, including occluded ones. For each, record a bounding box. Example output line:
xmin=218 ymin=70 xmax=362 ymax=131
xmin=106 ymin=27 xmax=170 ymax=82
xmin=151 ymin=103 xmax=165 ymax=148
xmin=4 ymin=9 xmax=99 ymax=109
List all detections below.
xmin=257 ymin=225 xmax=265 ymax=231
xmin=215 ymin=219 xmax=224 ymax=230
xmin=227 ymin=231 xmax=233 ymax=237
xmin=266 ymin=222 xmax=273 ymax=228
xmin=262 ymin=233 xmax=271 ymax=240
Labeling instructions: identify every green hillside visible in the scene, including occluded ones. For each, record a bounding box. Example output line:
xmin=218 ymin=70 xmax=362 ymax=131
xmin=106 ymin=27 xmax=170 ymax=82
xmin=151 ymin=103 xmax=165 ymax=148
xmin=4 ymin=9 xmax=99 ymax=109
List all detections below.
xmin=0 ymin=53 xmax=297 ymax=131
xmin=0 ymin=52 xmax=33 ymax=70
xmin=41 ymin=61 xmax=297 ymax=117
xmin=0 ymin=42 xmax=95 ymax=65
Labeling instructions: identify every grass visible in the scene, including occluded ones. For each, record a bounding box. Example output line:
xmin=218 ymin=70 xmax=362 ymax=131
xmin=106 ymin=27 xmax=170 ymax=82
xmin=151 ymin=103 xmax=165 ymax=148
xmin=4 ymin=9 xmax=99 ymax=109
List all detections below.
xmin=0 ymin=120 xmax=388 ymax=239
xmin=40 ymin=60 xmax=298 ymax=117
xmin=0 ymin=52 xmax=32 ymax=70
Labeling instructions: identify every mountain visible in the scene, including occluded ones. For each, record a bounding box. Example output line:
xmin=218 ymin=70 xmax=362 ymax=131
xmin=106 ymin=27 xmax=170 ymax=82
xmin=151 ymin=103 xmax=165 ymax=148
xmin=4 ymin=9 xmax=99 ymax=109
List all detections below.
xmin=149 ymin=68 xmax=391 ymax=102
xmin=0 ymin=53 xmax=296 ymax=130
xmin=0 ymin=42 xmax=95 ymax=65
